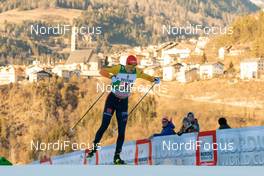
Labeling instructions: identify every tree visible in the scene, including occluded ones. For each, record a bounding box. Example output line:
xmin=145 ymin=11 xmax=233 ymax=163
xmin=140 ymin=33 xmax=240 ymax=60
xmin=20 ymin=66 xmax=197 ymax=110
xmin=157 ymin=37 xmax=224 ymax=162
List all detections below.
xmin=229 ymin=62 xmax=234 ymax=69
xmin=134 ymin=2 xmax=139 ymax=13
xmin=202 ymin=53 xmax=208 ymax=63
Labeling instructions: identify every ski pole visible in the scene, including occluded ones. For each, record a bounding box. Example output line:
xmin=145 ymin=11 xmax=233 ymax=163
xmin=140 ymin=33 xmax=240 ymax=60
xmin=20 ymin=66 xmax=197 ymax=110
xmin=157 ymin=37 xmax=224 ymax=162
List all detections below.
xmin=70 ymin=91 xmax=105 ymax=132
xmin=112 ymin=82 xmax=156 ymax=133
xmin=128 ymin=82 xmax=156 ymax=116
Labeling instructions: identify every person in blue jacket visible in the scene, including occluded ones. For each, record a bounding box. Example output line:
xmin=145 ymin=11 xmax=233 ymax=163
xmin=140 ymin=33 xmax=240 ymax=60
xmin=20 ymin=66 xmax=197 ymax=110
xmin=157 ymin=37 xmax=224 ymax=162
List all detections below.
xmin=150 ymin=116 xmax=176 ymax=138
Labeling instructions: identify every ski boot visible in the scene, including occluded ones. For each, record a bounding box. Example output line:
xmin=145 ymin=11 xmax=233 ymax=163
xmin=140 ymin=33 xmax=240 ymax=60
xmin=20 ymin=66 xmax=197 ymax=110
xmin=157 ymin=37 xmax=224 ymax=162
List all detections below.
xmin=86 ymin=148 xmax=96 ymax=159
xmin=113 ymin=154 xmax=126 ymax=165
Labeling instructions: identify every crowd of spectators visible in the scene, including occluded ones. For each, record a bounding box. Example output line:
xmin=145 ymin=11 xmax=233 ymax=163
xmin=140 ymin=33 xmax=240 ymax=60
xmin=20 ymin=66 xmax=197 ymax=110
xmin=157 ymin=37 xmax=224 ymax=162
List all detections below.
xmin=150 ymin=112 xmax=231 ymax=138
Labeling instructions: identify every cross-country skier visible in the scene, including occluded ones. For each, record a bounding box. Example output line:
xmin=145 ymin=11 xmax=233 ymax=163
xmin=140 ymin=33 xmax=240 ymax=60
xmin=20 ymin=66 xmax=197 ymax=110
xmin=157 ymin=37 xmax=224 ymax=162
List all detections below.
xmin=87 ymin=55 xmax=160 ymax=164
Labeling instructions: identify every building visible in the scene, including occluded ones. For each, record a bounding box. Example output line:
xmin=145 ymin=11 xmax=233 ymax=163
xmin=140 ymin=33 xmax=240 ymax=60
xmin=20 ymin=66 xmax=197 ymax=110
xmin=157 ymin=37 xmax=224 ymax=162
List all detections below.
xmin=162 ymin=48 xmax=191 ymax=60
xmin=225 ymin=45 xmax=248 ymax=57
xmin=25 ymin=65 xmax=43 ymax=79
xmin=194 ymin=37 xmax=209 ymax=56
xmin=65 ymin=26 xmax=101 ymax=77
xmin=162 ymin=55 xmax=173 ymax=66
xmin=0 ymin=65 xmax=17 ymax=85
xmin=186 ymin=63 xmax=200 ymax=71
xmin=200 ymin=62 xmax=224 ymax=79
xmin=135 ymin=50 xmax=150 ymax=61
xmin=163 ymin=66 xmax=175 ymax=81
xmin=71 ymin=26 xmax=77 ymax=51
xmin=240 ymin=58 xmax=264 ymax=79
xmin=156 ymin=42 xmax=192 ymax=65
xmin=143 ymin=66 xmax=160 ymax=77
xmin=140 ymin=58 xmax=154 ymax=67
xmin=163 ymin=63 xmax=184 ymax=82
xmin=175 ymin=66 xmax=186 ymax=83
xmin=52 ymin=65 xmax=72 ymax=79
xmin=218 ymin=47 xmax=225 ymax=60
xmin=196 ymin=37 xmax=208 ymax=49
xmin=218 ymin=46 xmax=233 ymax=60
xmin=65 ymin=49 xmax=101 ymax=77
xmin=29 ymin=70 xmax=52 ymax=82
xmin=258 ymin=58 xmax=264 ymax=79
xmin=14 ymin=66 xmax=26 ymax=82
xmin=194 ymin=47 xmax=204 ymax=56
xmin=185 ymin=68 xmax=199 ymax=82
xmin=228 ymin=48 xmax=245 ymax=57
xmin=175 ymin=64 xmax=199 ymax=83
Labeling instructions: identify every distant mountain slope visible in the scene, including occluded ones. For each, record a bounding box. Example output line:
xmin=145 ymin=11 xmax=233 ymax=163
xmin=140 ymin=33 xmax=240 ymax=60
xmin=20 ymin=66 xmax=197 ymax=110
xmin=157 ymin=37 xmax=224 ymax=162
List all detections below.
xmin=0 ymin=0 xmax=260 ymax=24
xmin=0 ymin=0 xmax=261 ymax=64
xmin=71 ymin=0 xmax=260 ymax=46
xmin=0 ymin=7 xmax=82 ymax=24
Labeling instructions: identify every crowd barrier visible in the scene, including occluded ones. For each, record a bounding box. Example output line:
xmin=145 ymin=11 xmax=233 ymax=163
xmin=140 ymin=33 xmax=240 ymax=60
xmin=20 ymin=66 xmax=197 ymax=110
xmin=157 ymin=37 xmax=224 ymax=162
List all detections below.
xmin=32 ymin=126 xmax=264 ymax=166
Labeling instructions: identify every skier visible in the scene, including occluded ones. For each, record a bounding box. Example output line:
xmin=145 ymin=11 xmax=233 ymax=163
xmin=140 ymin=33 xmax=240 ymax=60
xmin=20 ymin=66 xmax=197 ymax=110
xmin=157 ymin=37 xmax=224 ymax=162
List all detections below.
xmin=87 ymin=55 xmax=160 ymax=164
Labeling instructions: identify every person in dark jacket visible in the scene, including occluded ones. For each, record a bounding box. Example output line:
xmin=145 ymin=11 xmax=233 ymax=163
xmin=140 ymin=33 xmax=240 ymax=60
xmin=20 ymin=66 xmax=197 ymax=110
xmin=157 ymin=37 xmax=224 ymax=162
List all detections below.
xmin=151 ymin=116 xmax=176 ymax=138
xmin=218 ymin=117 xmax=231 ymax=129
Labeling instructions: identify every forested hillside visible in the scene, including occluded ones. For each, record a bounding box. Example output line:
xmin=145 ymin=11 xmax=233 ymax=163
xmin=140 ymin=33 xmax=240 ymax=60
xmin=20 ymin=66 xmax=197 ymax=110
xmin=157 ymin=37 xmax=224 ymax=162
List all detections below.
xmin=0 ymin=0 xmax=260 ymax=65
xmin=207 ymin=12 xmax=264 ymax=58
xmin=0 ymin=77 xmax=157 ymax=163
xmin=0 ymin=0 xmax=259 ymax=18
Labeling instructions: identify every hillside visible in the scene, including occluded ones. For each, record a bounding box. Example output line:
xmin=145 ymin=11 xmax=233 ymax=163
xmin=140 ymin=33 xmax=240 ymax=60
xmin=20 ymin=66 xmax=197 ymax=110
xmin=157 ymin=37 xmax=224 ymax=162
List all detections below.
xmin=0 ymin=0 xmax=260 ymax=20
xmin=0 ymin=77 xmax=264 ymax=164
xmin=0 ymin=77 xmax=157 ymax=164
xmin=0 ymin=7 xmax=82 ymax=25
xmin=204 ymin=11 xmax=264 ymax=62
xmin=0 ymin=0 xmax=261 ymax=65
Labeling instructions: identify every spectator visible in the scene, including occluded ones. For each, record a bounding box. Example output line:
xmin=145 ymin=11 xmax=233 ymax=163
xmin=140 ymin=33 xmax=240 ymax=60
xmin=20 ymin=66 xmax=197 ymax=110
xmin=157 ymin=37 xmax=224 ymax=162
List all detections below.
xmin=186 ymin=112 xmax=200 ymax=132
xmin=178 ymin=117 xmax=196 ymax=136
xmin=150 ymin=116 xmax=176 ymax=138
xmin=218 ymin=117 xmax=231 ymax=129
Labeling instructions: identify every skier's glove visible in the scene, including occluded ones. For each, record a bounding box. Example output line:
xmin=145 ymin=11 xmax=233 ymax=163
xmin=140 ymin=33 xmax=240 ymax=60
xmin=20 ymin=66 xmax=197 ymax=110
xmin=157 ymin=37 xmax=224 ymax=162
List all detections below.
xmin=154 ymin=77 xmax=160 ymax=84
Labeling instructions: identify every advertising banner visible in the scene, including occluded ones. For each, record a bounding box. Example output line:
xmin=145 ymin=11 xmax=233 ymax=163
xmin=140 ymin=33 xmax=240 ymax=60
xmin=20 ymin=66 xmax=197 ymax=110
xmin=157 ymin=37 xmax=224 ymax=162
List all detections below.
xmin=134 ymin=139 xmax=152 ymax=165
xmin=32 ymin=127 xmax=264 ymax=166
xmin=196 ymin=130 xmax=217 ymax=166
xmin=152 ymin=133 xmax=197 ymax=165
xmin=217 ymin=126 xmax=264 ymax=166
xmin=97 ymin=141 xmax=136 ymax=165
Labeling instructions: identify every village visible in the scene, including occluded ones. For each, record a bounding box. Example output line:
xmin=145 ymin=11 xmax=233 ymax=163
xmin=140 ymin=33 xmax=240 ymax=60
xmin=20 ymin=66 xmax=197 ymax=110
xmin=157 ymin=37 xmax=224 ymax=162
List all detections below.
xmin=0 ymin=26 xmax=264 ymax=85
